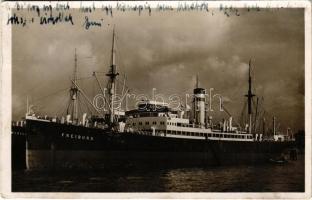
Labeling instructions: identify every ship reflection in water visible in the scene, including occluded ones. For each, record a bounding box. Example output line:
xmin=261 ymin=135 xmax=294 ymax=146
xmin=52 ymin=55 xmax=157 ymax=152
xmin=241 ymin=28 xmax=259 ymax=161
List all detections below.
xmin=12 ymin=155 xmax=304 ymax=192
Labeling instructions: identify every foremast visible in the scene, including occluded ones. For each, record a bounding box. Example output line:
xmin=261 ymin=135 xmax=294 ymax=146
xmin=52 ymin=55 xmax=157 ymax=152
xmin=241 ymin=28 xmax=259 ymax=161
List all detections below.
xmin=70 ymin=48 xmax=79 ymax=123
xmin=106 ymin=27 xmax=119 ymax=125
xmin=245 ymin=60 xmax=255 ymax=135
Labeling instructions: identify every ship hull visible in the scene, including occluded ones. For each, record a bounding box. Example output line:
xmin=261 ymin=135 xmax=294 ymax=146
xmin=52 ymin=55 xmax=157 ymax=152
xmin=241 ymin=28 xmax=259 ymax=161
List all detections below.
xmin=25 ymin=119 xmax=294 ymax=170
xmin=12 ymin=126 xmax=27 ymax=170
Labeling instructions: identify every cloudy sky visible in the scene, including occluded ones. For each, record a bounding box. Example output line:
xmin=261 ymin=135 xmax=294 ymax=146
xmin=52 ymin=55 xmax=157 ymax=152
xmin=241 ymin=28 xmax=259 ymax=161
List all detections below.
xmin=12 ymin=7 xmax=304 ymax=132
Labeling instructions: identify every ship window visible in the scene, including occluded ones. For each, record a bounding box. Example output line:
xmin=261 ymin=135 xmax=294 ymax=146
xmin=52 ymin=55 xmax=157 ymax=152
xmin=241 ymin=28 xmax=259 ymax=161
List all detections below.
xmin=139 ymin=122 xmax=142 ymax=125
xmin=145 ymin=122 xmax=149 ymax=125
xmin=191 ymin=132 xmax=194 ymax=136
xmin=208 ymin=133 xmax=211 ymax=137
xmin=187 ymin=132 xmax=190 ymax=136
xmin=200 ymin=133 xmax=203 ymax=136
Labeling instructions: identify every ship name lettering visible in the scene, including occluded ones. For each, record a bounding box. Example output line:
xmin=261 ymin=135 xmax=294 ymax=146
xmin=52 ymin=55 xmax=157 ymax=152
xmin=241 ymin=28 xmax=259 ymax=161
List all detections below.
xmin=61 ymin=132 xmax=94 ymax=141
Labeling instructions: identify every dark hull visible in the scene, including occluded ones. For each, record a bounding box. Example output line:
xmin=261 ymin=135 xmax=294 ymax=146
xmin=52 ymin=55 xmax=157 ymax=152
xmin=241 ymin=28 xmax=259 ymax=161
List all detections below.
xmin=12 ymin=126 xmax=27 ymax=170
xmin=25 ymin=119 xmax=295 ymax=170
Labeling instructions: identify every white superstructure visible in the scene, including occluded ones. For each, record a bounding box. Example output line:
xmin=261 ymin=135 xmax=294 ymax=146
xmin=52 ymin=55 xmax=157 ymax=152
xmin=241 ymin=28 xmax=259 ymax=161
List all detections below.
xmin=125 ymin=100 xmax=254 ymax=142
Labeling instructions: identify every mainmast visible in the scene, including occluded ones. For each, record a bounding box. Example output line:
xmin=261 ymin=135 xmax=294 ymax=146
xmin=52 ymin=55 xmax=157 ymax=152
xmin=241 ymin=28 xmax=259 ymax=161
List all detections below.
xmin=245 ymin=59 xmax=255 ymax=134
xmin=70 ymin=48 xmax=79 ymax=123
xmin=106 ymin=27 xmax=119 ymax=124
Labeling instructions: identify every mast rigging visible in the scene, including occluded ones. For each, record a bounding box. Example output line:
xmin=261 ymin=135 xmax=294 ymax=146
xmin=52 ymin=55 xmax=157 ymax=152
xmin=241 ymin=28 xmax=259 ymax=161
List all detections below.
xmin=245 ymin=59 xmax=255 ymax=135
xmin=106 ymin=27 xmax=119 ymax=124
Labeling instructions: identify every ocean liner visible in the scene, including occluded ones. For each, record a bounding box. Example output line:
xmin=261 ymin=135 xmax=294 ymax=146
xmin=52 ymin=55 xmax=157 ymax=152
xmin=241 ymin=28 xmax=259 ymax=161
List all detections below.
xmin=12 ymin=29 xmax=295 ymax=170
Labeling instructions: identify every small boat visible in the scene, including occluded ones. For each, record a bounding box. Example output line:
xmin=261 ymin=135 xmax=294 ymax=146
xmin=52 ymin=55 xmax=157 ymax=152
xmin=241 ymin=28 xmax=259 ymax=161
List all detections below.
xmin=269 ymin=157 xmax=288 ymax=164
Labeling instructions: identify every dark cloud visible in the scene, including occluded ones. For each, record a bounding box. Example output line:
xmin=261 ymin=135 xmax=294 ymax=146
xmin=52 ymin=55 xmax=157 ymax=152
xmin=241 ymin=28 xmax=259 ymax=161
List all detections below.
xmin=12 ymin=8 xmax=304 ymax=132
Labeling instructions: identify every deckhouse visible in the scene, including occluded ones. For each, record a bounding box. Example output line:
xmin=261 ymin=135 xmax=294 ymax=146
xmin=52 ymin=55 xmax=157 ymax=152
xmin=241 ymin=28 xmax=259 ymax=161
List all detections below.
xmin=125 ymin=100 xmax=254 ymax=142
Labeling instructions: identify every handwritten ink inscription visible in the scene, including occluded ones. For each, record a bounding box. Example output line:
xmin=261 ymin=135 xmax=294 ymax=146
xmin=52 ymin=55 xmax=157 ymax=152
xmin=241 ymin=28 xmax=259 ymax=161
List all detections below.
xmin=40 ymin=13 xmax=74 ymax=25
xmin=83 ymin=16 xmax=102 ymax=30
xmin=6 ymin=2 xmax=281 ymax=30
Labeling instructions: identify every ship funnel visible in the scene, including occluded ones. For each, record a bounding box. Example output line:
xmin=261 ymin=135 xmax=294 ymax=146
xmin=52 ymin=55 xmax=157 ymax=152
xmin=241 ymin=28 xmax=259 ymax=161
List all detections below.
xmin=193 ymin=76 xmax=206 ymax=128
